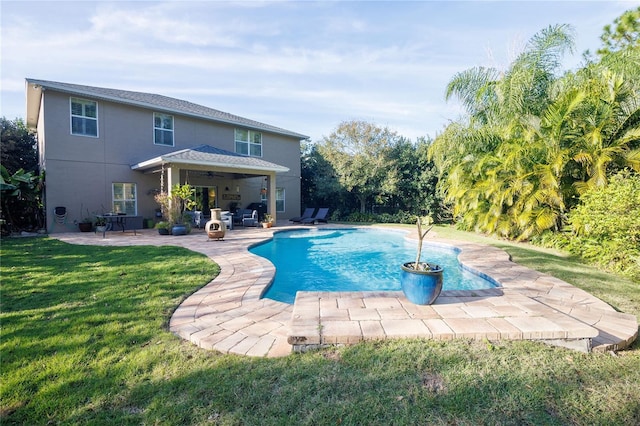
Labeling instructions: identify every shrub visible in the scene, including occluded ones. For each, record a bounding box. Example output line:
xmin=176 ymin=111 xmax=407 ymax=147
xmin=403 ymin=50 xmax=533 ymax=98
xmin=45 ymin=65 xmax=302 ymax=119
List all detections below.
xmin=331 ymin=209 xmax=444 ymax=226
xmin=565 ymin=170 xmax=640 ymax=280
xmin=346 ymin=212 xmax=377 ymax=223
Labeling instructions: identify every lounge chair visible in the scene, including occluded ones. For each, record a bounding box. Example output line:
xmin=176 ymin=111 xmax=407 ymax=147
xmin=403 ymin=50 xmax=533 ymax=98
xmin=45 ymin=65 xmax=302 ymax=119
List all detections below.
xmin=290 ymin=207 xmax=316 ymax=223
xmin=301 ymin=208 xmax=329 ymax=224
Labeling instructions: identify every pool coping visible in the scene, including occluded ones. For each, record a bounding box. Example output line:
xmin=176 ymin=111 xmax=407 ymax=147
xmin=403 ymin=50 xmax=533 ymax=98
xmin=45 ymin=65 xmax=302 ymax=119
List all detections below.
xmin=52 ymin=224 xmax=638 ymax=357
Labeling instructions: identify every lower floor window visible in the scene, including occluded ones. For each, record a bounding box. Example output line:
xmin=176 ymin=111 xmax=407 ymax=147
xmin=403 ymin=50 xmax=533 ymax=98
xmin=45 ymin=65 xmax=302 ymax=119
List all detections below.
xmin=260 ymin=185 xmax=284 ymax=213
xmin=276 ymin=187 xmax=285 ymax=212
xmin=113 ymin=183 xmax=137 ymax=215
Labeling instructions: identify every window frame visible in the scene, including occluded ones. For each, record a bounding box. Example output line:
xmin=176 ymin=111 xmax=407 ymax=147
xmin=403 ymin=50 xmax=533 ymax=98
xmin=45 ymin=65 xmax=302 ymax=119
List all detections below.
xmin=234 ymin=128 xmax=262 ymax=157
xmin=275 ymin=187 xmax=285 ymax=213
xmin=70 ymin=97 xmax=98 ymax=137
xmin=112 ymin=182 xmax=137 ymax=215
xmin=154 ymin=112 xmax=175 ymax=146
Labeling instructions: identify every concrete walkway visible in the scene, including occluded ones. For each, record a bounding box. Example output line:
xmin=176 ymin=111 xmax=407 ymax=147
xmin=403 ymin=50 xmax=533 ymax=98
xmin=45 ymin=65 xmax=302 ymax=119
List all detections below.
xmin=53 ymin=224 xmax=638 ymax=357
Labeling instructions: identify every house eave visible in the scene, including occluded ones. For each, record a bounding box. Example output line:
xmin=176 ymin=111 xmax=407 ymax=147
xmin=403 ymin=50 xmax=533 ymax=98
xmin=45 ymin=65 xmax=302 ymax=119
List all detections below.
xmin=25 ymin=78 xmax=310 ymax=140
xmin=25 ymin=81 xmax=44 ymax=130
xmin=131 ymin=155 xmax=289 ymax=174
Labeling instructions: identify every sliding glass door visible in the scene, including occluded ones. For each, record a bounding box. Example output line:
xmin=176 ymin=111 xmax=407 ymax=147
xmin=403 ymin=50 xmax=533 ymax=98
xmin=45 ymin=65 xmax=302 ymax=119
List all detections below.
xmin=193 ymin=186 xmax=217 ymax=215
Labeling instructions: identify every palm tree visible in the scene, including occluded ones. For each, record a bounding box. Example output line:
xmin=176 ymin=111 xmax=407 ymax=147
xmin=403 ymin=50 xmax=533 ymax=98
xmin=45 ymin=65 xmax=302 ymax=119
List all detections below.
xmin=431 ymin=25 xmax=576 ymax=239
xmin=432 ymin=22 xmax=640 ymax=240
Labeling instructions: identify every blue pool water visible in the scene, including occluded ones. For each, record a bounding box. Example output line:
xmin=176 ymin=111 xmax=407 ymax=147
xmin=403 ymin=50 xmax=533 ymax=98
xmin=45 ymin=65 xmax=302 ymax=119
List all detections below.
xmin=250 ymin=228 xmax=497 ymax=304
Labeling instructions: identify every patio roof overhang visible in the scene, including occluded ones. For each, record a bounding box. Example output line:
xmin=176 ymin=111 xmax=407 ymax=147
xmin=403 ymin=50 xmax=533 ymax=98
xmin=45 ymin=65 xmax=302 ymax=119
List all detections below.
xmin=130 ymin=144 xmax=289 ymax=174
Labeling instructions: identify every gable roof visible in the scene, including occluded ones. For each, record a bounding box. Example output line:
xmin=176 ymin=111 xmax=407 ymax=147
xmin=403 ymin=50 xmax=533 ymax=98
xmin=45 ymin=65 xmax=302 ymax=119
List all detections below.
xmin=130 ymin=144 xmax=289 ymax=173
xmin=25 ymin=78 xmax=309 ymax=140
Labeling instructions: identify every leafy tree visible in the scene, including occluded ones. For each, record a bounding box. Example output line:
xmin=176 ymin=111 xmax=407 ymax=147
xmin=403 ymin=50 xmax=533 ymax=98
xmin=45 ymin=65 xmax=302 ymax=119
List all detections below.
xmin=1 ymin=165 xmax=43 ymax=232
xmin=431 ymin=20 xmax=640 ymax=240
xmin=0 ymin=118 xmax=42 ymax=232
xmin=316 ymin=121 xmax=402 ymax=214
xmin=300 ymin=142 xmax=346 ymax=214
xmin=598 ymin=6 xmax=640 ymax=55
xmin=446 ymin=25 xmax=575 ymax=122
xmin=431 ymin=25 xmax=576 ymax=239
xmin=302 ymin=123 xmax=444 ymax=221
xmin=390 ymin=137 xmax=446 ymax=220
xmin=564 ymin=60 xmax=640 ymax=194
xmin=1 ymin=117 xmax=38 ymax=175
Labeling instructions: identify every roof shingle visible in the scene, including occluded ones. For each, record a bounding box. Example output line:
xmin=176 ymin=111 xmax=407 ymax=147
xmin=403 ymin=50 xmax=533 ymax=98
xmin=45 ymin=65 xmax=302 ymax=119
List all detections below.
xmin=131 ymin=144 xmax=289 ymax=173
xmin=26 ymin=78 xmax=308 ymax=139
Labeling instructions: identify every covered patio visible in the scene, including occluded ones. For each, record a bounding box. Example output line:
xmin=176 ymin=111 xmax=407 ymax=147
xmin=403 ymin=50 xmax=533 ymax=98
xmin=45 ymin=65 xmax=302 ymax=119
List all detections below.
xmin=131 ymin=144 xmax=289 ymax=222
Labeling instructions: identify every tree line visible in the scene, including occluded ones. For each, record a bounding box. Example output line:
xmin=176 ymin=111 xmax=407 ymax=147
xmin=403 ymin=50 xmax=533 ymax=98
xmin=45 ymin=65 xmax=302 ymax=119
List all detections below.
xmin=2 ymin=8 xmax=638 ymax=277
xmin=301 ymin=121 xmax=445 ymax=223
xmin=303 ymin=8 xmax=639 ymax=279
xmin=0 ymin=118 xmax=42 ymax=234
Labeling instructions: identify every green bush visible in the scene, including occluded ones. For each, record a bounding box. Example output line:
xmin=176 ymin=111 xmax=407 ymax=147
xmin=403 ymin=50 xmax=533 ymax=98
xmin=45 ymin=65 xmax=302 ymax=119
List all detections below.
xmin=565 ymin=170 xmax=640 ymax=280
xmin=330 ymin=209 xmax=443 ymax=225
xmin=345 ymin=211 xmax=376 ymax=223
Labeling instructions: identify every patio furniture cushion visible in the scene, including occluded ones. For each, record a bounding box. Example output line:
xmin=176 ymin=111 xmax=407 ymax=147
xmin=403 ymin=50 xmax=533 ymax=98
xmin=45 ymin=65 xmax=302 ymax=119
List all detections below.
xmin=242 ymin=210 xmax=258 ymax=227
xmin=290 ymin=207 xmax=316 ymax=223
xmin=301 ymin=208 xmax=329 ymax=224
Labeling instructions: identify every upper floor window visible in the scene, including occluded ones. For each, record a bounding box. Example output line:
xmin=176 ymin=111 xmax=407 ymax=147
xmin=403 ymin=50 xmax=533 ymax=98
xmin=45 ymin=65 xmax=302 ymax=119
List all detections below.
xmin=235 ymin=129 xmax=262 ymax=157
xmin=154 ymin=113 xmax=174 ymax=146
xmin=70 ymin=98 xmax=98 ymax=137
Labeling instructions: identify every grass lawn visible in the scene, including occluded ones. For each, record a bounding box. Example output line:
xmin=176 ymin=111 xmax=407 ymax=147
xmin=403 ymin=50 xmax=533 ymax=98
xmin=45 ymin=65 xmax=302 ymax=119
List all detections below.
xmin=1 ymin=233 xmax=639 ymax=425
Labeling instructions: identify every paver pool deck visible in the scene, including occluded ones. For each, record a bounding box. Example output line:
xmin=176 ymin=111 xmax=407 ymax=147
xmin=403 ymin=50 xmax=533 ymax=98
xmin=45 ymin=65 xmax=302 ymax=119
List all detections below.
xmin=54 ymin=223 xmax=638 ymax=357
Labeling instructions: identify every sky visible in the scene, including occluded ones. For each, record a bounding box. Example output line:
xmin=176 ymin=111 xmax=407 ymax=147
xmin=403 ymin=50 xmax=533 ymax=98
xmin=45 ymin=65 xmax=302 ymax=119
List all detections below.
xmin=1 ymin=1 xmax=639 ymax=142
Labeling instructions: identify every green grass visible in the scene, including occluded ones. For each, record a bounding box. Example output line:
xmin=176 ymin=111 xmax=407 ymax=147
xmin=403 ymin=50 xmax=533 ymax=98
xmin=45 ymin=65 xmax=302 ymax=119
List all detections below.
xmin=430 ymin=224 xmax=640 ymax=319
xmin=1 ymin=234 xmax=639 ymax=425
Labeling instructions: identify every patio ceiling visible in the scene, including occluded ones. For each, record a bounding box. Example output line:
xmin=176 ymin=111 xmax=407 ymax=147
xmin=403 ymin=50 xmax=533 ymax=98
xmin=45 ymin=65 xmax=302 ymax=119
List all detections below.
xmin=130 ymin=144 xmax=289 ymax=175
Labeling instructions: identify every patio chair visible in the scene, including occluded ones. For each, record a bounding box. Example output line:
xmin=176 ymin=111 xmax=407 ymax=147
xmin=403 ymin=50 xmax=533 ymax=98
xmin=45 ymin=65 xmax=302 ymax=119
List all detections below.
xmin=242 ymin=210 xmax=259 ymax=227
xmin=233 ymin=208 xmax=252 ymax=226
xmin=54 ymin=206 xmax=67 ymax=223
xmin=289 ymin=207 xmax=316 ymax=223
xmin=50 ymin=206 xmax=73 ymax=231
xmin=220 ymin=211 xmax=233 ymax=230
xmin=193 ymin=211 xmax=202 ymax=229
xmin=301 ymin=207 xmax=329 ymax=225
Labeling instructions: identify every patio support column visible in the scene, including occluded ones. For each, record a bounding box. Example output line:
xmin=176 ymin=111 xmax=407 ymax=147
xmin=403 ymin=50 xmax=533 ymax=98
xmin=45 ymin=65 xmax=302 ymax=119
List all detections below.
xmin=268 ymin=173 xmax=277 ymax=222
xmin=166 ymin=166 xmax=181 ymax=222
xmin=166 ymin=165 xmax=180 ymax=193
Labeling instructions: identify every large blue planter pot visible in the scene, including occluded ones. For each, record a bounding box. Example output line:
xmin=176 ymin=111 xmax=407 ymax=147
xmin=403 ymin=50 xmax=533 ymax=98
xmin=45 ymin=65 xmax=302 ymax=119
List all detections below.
xmin=400 ymin=262 xmax=443 ymax=305
xmin=171 ymin=224 xmax=187 ymax=236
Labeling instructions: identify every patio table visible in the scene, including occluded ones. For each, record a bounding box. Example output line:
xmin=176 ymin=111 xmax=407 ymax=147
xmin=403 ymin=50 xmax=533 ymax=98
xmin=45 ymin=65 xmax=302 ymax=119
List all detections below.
xmin=97 ymin=214 xmax=139 ymax=238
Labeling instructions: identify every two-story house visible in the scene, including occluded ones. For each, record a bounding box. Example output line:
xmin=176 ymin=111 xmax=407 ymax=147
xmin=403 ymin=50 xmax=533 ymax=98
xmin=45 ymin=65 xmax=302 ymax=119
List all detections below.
xmin=25 ymin=79 xmax=308 ymax=232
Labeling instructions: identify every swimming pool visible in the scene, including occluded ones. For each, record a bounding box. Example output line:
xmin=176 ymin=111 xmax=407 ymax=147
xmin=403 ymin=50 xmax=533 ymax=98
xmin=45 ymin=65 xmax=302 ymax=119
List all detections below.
xmin=250 ymin=228 xmax=497 ymax=304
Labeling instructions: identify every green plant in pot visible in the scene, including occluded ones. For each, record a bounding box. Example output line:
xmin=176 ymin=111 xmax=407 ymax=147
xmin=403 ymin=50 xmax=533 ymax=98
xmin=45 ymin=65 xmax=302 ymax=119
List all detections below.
xmin=154 ymin=183 xmax=196 ymax=235
xmin=155 ymin=221 xmax=171 ymax=235
xmin=78 ymin=217 xmax=93 ymax=232
xmin=400 ymin=215 xmax=443 ymax=305
xmin=77 ymin=206 xmax=93 ymax=232
xmin=94 ymin=216 xmax=107 ymax=232
xmin=261 ymin=214 xmax=274 ymax=228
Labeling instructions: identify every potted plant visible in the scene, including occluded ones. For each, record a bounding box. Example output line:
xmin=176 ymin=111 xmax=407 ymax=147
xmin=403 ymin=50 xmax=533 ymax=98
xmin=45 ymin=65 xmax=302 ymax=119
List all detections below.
xmin=261 ymin=214 xmax=274 ymax=228
xmin=94 ymin=216 xmax=107 ymax=233
xmin=155 ymin=221 xmax=171 ymax=235
xmin=77 ymin=205 xmax=93 ymax=232
xmin=78 ymin=218 xmax=93 ymax=232
xmin=154 ymin=183 xmax=196 ymax=235
xmin=400 ymin=216 xmax=443 ymax=305
xmin=78 ymin=217 xmax=93 ymax=232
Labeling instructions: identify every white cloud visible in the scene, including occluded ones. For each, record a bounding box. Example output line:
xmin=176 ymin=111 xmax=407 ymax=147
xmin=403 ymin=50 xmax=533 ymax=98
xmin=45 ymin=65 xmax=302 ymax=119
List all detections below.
xmin=1 ymin=1 xmax=637 ymax=141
